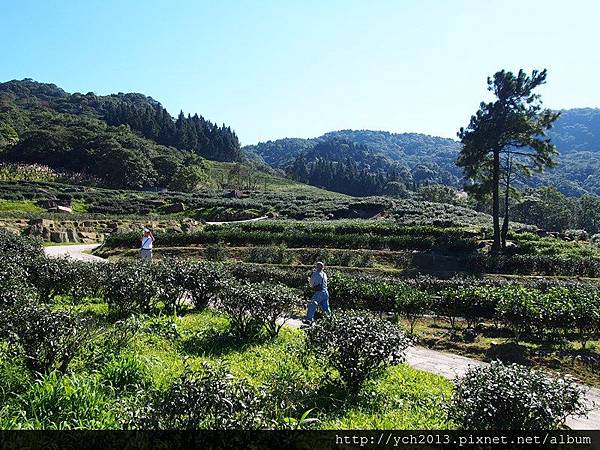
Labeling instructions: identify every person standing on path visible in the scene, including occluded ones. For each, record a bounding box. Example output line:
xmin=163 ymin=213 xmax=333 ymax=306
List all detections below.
xmin=303 ymin=261 xmax=331 ymax=325
xmin=140 ymin=227 xmax=154 ymax=261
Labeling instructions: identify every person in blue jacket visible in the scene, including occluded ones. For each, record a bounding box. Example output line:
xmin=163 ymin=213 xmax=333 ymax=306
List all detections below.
xmin=303 ymin=261 xmax=331 ymax=325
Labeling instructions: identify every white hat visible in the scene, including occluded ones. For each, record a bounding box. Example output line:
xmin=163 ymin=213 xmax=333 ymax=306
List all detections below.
xmin=143 ymin=227 xmax=150 ymax=232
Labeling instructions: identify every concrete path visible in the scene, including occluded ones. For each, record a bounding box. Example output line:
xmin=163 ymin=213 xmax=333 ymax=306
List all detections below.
xmin=404 ymin=346 xmax=599 ymax=429
xmin=43 ymin=243 xmax=105 ymax=263
xmin=205 ymin=216 xmax=268 ymax=225
xmin=40 ymin=245 xmax=600 ymax=429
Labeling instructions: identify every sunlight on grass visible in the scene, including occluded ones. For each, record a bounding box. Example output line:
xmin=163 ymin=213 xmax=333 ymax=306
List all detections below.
xmin=0 ymin=199 xmax=43 ymax=213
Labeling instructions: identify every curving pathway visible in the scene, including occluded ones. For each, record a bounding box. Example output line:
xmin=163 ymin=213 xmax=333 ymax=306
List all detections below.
xmin=205 ymin=216 xmax=269 ymax=225
xmin=43 ymin=243 xmax=600 ymax=430
xmin=44 ymin=243 xmax=105 ymax=263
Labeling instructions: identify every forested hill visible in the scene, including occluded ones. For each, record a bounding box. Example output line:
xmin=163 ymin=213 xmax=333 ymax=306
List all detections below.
xmin=0 ymin=79 xmax=242 ymax=189
xmin=245 ymin=108 xmax=600 ymax=196
xmin=548 ymin=108 xmax=600 ymax=153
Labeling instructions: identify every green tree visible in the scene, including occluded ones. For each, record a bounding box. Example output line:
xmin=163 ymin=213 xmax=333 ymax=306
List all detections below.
xmin=510 ymin=187 xmax=575 ymax=232
xmin=576 ymin=195 xmax=600 ymax=235
xmin=457 ymin=69 xmax=559 ymax=253
xmin=152 ymin=154 xmax=182 ymax=187
xmin=170 ymin=165 xmax=209 ymax=192
xmin=417 ymin=184 xmax=461 ymax=205
xmin=0 ymin=123 xmax=19 ymax=149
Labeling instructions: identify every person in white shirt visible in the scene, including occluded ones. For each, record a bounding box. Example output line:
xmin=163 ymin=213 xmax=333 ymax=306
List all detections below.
xmin=303 ymin=261 xmax=331 ymax=325
xmin=140 ymin=227 xmax=154 ymax=261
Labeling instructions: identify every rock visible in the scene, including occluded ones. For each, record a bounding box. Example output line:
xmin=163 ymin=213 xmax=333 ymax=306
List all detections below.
xmin=47 ymin=205 xmax=73 ymax=214
xmin=227 ymin=190 xmax=245 ymax=199
xmin=66 ymin=229 xmax=79 ymax=243
xmin=165 ymin=202 xmax=186 ymax=213
xmin=50 ymin=231 xmax=68 ymax=243
xmin=29 ymin=218 xmax=53 ymax=227
xmin=78 ymin=231 xmax=100 ymax=243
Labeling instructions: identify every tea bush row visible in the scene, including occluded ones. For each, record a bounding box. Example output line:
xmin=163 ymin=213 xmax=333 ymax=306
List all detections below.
xmin=104 ymin=228 xmax=478 ymax=252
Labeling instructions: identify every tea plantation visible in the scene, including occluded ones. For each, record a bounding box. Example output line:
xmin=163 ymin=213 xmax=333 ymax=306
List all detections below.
xmin=0 ymin=230 xmax=594 ymax=429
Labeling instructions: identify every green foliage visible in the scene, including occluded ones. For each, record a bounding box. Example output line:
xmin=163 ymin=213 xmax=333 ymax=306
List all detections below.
xmin=287 ymin=138 xmax=410 ymax=196
xmin=447 ymin=362 xmax=588 ymax=430
xmin=132 ymin=363 xmax=269 ymax=429
xmin=458 ymin=68 xmax=559 ymax=252
xmin=102 ymin=261 xmax=159 ymax=317
xmin=29 ymin=257 xmax=104 ymax=303
xmin=2 ymin=371 xmax=118 ymax=429
xmin=0 ymin=228 xmax=43 ymax=259
xmin=245 ymin=130 xmax=462 ymax=190
xmin=0 ymin=302 xmax=97 ymax=375
xmin=100 ymin=353 xmax=150 ymax=393
xmin=169 ymin=164 xmax=212 ymax=191
xmin=104 ymin=220 xmax=478 ymax=253
xmin=394 ymin=287 xmax=432 ymax=334
xmin=417 ymin=184 xmax=463 ymax=206
xmin=217 ymin=281 xmax=300 ymax=339
xmin=305 ymin=312 xmax=411 ymax=390
xmin=0 ymin=353 xmax=32 ymax=404
xmin=0 ymin=79 xmax=242 ymax=191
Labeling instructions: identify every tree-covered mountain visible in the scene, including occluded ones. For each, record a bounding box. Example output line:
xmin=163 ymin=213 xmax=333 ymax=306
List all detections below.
xmin=245 ymin=108 xmax=600 ymax=196
xmin=547 ymin=108 xmax=600 ymax=153
xmin=0 ymin=79 xmax=242 ymax=189
xmin=247 ymin=131 xmax=468 ymax=196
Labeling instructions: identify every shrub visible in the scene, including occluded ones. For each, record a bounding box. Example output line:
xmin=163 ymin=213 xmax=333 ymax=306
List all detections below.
xmin=103 ymin=261 xmax=159 ymax=317
xmin=247 ymin=245 xmax=291 ymax=264
xmin=436 ymin=287 xmax=498 ymax=330
xmin=305 ymin=311 xmax=411 ymax=390
xmin=0 ymin=256 xmax=37 ymax=307
xmin=255 ymin=283 xmax=302 ymax=338
xmin=217 ymin=281 xmax=300 ymax=339
xmin=564 ymin=229 xmax=589 ymax=241
xmin=0 ymin=229 xmax=43 ymax=261
xmin=133 ymin=363 xmax=270 ymax=429
xmin=28 ymin=257 xmax=105 ymax=303
xmin=0 ymin=302 xmax=97 ymax=375
xmin=495 ymin=287 xmax=539 ymax=341
xmin=204 ymin=243 xmax=228 ymax=261
xmin=447 ymin=361 xmax=588 ymax=430
xmin=0 ymin=230 xmax=41 ymax=307
xmin=151 ymin=260 xmax=190 ymax=313
xmin=182 ymin=261 xmax=227 ymax=310
xmin=394 ymin=286 xmax=432 ymax=334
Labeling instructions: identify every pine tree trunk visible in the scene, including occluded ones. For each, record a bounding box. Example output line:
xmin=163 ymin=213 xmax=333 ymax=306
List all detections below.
xmin=501 ymin=156 xmax=513 ymax=250
xmin=491 ymin=149 xmax=501 ymax=254
xmin=501 ymin=184 xmax=510 ymax=249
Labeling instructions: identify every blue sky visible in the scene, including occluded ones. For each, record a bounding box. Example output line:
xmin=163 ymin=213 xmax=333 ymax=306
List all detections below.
xmin=1 ymin=0 xmax=598 ymax=145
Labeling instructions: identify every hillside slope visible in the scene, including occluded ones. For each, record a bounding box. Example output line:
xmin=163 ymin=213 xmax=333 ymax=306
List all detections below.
xmin=0 ymin=79 xmax=249 ymax=190
xmin=244 ymin=108 xmax=600 ymax=196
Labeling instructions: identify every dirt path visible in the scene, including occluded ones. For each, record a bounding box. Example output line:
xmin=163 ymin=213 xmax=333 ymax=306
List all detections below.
xmin=42 ymin=244 xmax=600 ymax=429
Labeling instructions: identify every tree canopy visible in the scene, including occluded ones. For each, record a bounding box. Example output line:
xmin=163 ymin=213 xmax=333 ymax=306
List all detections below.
xmin=457 ymin=69 xmax=559 ymax=252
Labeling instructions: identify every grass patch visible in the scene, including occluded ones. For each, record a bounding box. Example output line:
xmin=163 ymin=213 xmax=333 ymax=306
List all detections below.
xmin=0 ymin=199 xmax=43 ymax=213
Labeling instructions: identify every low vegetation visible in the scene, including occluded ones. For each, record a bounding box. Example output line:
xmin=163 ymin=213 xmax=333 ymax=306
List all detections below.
xmin=0 ymin=231 xmax=590 ymax=429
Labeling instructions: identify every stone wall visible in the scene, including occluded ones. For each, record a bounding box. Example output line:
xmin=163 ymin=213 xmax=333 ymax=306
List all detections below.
xmin=0 ymin=217 xmax=201 ymax=243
